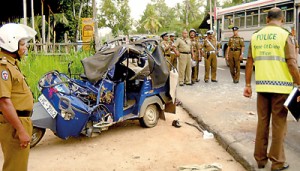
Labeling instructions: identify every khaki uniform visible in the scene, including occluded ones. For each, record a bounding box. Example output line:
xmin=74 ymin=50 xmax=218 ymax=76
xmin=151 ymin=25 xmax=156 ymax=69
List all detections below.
xmin=174 ymin=37 xmax=192 ymax=85
xmin=170 ymin=40 xmax=178 ymax=69
xmin=0 ymin=52 xmax=33 ymax=171
xmin=203 ymin=38 xmax=220 ymax=81
xmin=228 ymin=36 xmax=244 ymax=82
xmin=160 ymin=40 xmax=172 ymax=70
xmin=191 ymin=38 xmax=201 ymax=82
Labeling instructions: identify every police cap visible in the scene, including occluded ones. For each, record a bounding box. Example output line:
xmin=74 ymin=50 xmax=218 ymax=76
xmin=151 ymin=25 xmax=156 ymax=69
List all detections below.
xmin=169 ymin=33 xmax=175 ymax=37
xmin=206 ymin=30 xmax=214 ymax=35
xmin=160 ymin=32 xmax=168 ymax=38
xmin=232 ymin=26 xmax=239 ymax=31
xmin=189 ymin=29 xmax=197 ymax=34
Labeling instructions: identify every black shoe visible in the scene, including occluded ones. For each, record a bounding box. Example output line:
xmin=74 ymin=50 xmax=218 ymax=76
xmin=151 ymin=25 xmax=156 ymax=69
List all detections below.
xmin=211 ymin=80 xmax=218 ymax=82
xmin=233 ymin=80 xmax=239 ymax=84
xmin=172 ymin=120 xmax=181 ymax=128
xmin=271 ymin=163 xmax=289 ymax=171
xmin=179 ymin=83 xmax=184 ymax=86
xmin=186 ymin=83 xmax=193 ymax=85
xmin=204 ymin=80 xmax=208 ymax=83
xmin=257 ymin=161 xmax=267 ymax=169
xmin=196 ymin=79 xmax=200 ymax=82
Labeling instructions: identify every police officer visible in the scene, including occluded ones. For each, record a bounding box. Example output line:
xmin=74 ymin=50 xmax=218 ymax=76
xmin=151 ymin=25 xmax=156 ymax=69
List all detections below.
xmin=173 ymin=29 xmax=193 ymax=86
xmin=160 ymin=32 xmax=174 ymax=70
xmin=243 ymin=8 xmax=300 ymax=171
xmin=202 ymin=30 xmax=220 ymax=83
xmin=226 ymin=26 xmax=245 ymax=83
xmin=169 ymin=33 xmax=178 ymax=69
xmin=189 ymin=29 xmax=202 ymax=83
xmin=202 ymin=34 xmax=207 ymax=41
xmin=0 ymin=23 xmax=37 ymax=171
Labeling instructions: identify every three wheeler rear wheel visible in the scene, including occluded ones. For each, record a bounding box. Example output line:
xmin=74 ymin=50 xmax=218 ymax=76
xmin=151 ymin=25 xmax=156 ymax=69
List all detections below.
xmin=139 ymin=104 xmax=159 ymax=128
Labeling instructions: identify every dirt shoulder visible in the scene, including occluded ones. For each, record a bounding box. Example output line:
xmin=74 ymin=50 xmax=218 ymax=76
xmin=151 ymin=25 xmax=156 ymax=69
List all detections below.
xmin=0 ymin=107 xmax=246 ymax=171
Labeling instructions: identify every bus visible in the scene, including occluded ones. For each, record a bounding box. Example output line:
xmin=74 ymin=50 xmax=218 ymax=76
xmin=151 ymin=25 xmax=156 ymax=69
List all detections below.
xmin=216 ymin=0 xmax=300 ymax=66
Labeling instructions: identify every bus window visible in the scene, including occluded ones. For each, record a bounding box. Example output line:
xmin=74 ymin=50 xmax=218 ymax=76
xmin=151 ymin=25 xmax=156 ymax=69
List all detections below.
xmin=224 ymin=15 xmax=233 ymax=29
xmin=279 ymin=3 xmax=294 ymax=23
xmin=235 ymin=12 xmax=245 ymax=28
xmin=260 ymin=8 xmax=269 ymax=26
xmin=246 ymin=9 xmax=258 ymax=28
xmin=246 ymin=12 xmax=252 ymax=27
xmin=234 ymin=17 xmax=240 ymax=28
xmin=285 ymin=9 xmax=294 ymax=23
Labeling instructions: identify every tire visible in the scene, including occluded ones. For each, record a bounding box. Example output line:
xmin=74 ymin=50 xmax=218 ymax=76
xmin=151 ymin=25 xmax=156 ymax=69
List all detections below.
xmin=30 ymin=127 xmax=46 ymax=148
xmin=139 ymin=104 xmax=159 ymax=128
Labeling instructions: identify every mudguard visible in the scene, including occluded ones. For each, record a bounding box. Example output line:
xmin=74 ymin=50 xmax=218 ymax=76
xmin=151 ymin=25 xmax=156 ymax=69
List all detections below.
xmin=31 ymin=102 xmax=56 ymax=132
xmin=139 ymin=96 xmax=165 ymax=120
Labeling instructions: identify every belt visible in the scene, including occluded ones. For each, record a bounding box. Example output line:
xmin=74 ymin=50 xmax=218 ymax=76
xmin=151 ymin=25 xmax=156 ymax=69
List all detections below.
xmin=0 ymin=110 xmax=32 ymax=117
xmin=165 ymin=54 xmax=171 ymax=57
xmin=180 ymin=52 xmax=191 ymax=54
xmin=230 ymin=48 xmax=240 ymax=51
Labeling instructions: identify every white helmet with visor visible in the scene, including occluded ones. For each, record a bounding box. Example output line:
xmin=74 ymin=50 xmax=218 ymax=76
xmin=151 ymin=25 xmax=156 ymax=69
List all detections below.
xmin=0 ymin=23 xmax=37 ymax=52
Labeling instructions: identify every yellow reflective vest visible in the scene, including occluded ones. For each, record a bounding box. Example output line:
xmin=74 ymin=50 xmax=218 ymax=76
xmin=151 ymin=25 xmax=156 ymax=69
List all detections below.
xmin=251 ymin=26 xmax=293 ymax=94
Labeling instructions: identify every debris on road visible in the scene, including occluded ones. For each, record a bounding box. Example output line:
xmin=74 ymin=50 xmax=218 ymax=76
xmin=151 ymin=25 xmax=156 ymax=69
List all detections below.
xmin=247 ymin=111 xmax=256 ymax=115
xmin=178 ymin=163 xmax=222 ymax=171
xmin=185 ymin=122 xmax=214 ymax=139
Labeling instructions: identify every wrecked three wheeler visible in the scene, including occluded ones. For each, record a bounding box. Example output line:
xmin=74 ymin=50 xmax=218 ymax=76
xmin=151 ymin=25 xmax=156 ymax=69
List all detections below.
xmin=30 ymin=39 xmax=177 ymax=148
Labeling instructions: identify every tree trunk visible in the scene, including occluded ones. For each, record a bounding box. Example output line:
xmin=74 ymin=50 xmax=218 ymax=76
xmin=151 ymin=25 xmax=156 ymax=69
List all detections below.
xmin=75 ymin=0 xmax=83 ymax=44
xmin=93 ymin=0 xmax=100 ymax=51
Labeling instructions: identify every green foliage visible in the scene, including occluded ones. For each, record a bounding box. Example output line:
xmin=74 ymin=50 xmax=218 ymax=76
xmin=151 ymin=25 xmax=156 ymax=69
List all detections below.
xmin=222 ymin=0 xmax=245 ymax=8
xmin=56 ymin=0 xmax=93 ymax=42
xmin=19 ymin=51 xmax=93 ymax=102
xmin=27 ymin=0 xmax=250 ymax=43
xmin=116 ymin=0 xmax=132 ymax=36
xmin=140 ymin=4 xmax=163 ymax=34
xmin=137 ymin=0 xmax=205 ymax=35
xmin=98 ymin=0 xmax=131 ymax=36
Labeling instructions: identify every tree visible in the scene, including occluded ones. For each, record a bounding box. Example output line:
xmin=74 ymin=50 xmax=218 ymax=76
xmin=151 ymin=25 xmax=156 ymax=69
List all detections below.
xmin=143 ymin=16 xmax=162 ymax=34
xmin=116 ymin=0 xmax=131 ymax=36
xmin=51 ymin=13 xmax=69 ymax=43
xmin=140 ymin=4 xmax=162 ymax=34
xmin=150 ymin=0 xmax=175 ymax=32
xmin=57 ymin=0 xmax=93 ymax=42
xmin=222 ymin=0 xmax=244 ymax=8
xmin=98 ymin=0 xmax=132 ymax=36
xmin=135 ymin=0 xmax=206 ymax=35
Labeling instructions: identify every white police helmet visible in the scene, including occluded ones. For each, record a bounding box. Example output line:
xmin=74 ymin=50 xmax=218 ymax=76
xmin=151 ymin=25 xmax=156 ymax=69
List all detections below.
xmin=206 ymin=30 xmax=214 ymax=35
xmin=0 ymin=23 xmax=37 ymax=52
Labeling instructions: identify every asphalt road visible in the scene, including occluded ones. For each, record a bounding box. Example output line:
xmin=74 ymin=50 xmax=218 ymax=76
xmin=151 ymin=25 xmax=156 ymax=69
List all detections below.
xmin=177 ymin=57 xmax=300 ymax=171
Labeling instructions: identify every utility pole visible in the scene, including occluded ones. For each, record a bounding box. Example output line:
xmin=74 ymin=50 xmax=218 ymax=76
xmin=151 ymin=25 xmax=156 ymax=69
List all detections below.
xmin=23 ymin=0 xmax=27 ymax=25
xmin=93 ymin=0 xmax=100 ymax=51
xmin=214 ymin=0 xmax=217 ymax=30
xmin=209 ymin=0 xmax=212 ymax=30
xmin=185 ymin=0 xmax=189 ymax=26
xmin=31 ymin=0 xmax=37 ymax=52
